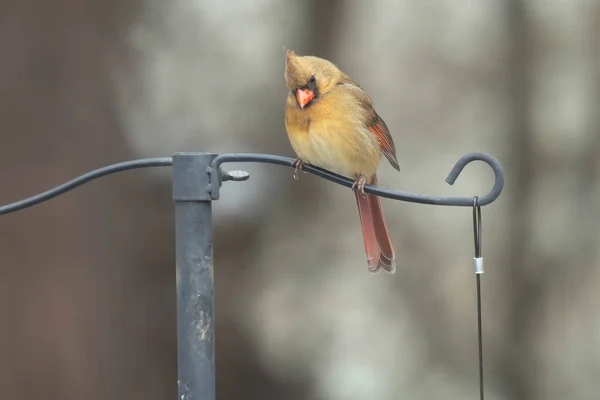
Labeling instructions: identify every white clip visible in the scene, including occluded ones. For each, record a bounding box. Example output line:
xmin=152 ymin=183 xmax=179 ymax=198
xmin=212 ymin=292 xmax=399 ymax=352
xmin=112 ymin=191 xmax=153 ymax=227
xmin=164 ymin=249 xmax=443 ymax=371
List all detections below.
xmin=474 ymin=257 xmax=484 ymax=274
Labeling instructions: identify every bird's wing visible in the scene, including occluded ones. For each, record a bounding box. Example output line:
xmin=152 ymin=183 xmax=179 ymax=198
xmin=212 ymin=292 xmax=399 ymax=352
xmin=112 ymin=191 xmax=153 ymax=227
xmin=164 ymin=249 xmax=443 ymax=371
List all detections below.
xmin=337 ymin=77 xmax=400 ymax=171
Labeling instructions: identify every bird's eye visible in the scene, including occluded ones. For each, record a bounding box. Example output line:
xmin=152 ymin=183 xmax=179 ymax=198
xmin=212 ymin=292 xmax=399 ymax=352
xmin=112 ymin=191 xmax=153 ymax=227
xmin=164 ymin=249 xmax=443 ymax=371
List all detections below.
xmin=309 ymin=75 xmax=316 ymax=83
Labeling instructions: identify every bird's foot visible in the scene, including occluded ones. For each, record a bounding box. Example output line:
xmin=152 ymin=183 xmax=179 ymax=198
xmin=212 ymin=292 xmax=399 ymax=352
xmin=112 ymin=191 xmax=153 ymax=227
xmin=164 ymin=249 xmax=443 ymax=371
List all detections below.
xmin=291 ymin=157 xmax=305 ymax=180
xmin=352 ymin=175 xmax=368 ymax=199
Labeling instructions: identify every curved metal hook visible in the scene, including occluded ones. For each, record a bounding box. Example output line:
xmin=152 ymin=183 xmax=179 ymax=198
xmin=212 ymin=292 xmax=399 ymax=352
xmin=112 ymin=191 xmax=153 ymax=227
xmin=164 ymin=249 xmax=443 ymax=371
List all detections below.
xmin=0 ymin=151 xmax=503 ymax=217
xmin=211 ymin=151 xmax=504 ymax=207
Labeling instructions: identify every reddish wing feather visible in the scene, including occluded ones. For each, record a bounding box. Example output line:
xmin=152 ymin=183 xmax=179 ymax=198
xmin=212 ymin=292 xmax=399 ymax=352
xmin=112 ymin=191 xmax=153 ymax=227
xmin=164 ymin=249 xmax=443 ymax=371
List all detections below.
xmin=367 ymin=120 xmax=399 ymax=171
xmin=337 ymin=76 xmax=400 ymax=171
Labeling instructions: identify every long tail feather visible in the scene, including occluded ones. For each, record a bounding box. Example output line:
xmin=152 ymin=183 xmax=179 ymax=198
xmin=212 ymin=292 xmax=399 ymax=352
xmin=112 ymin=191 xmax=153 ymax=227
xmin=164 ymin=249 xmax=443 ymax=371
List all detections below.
xmin=355 ymin=176 xmax=396 ymax=274
xmin=369 ymin=176 xmax=396 ymax=273
xmin=355 ymin=191 xmax=381 ymax=272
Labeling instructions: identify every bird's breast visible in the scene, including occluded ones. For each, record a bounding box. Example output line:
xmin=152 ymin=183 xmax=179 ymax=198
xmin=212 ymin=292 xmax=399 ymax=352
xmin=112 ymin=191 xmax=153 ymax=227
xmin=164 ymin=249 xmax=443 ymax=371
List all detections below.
xmin=285 ymin=98 xmax=381 ymax=180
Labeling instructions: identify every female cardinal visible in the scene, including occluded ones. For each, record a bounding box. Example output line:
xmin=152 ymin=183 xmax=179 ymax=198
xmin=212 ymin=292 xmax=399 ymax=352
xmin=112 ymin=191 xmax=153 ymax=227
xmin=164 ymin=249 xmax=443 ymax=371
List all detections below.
xmin=284 ymin=49 xmax=399 ymax=274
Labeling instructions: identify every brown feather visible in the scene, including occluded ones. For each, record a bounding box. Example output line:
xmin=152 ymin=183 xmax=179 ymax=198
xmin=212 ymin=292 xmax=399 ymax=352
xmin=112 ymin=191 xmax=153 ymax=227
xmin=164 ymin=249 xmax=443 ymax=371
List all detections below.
xmin=337 ymin=76 xmax=400 ymax=171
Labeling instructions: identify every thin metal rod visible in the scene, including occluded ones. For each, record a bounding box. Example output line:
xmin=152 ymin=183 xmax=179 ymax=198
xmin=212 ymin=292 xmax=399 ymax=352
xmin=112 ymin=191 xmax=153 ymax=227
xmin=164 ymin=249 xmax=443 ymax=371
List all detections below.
xmin=473 ymin=197 xmax=484 ymax=400
xmin=476 ymin=275 xmax=484 ymax=400
xmin=172 ymin=152 xmax=217 ymax=400
xmin=0 ymin=157 xmax=172 ymax=215
xmin=210 ymin=151 xmax=504 ymax=206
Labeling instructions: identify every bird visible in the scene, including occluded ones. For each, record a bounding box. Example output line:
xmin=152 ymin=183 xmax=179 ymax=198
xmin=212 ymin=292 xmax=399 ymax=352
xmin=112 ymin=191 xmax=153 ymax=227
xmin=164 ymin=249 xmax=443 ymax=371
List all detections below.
xmin=283 ymin=49 xmax=400 ymax=274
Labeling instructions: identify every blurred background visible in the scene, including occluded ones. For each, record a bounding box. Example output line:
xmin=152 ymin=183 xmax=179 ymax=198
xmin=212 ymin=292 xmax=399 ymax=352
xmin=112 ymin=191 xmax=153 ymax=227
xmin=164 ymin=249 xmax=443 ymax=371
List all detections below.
xmin=1 ymin=0 xmax=599 ymax=399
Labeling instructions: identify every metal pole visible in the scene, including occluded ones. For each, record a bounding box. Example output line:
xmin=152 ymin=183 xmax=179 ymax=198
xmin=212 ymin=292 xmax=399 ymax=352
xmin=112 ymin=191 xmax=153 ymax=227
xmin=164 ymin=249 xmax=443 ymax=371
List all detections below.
xmin=172 ymin=152 xmax=217 ymax=400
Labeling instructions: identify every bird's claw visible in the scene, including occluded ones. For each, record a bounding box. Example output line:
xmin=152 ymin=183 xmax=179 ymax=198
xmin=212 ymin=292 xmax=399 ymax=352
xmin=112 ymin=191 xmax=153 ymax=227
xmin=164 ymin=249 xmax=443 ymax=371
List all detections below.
xmin=352 ymin=175 xmax=368 ymax=199
xmin=291 ymin=157 xmax=305 ymax=180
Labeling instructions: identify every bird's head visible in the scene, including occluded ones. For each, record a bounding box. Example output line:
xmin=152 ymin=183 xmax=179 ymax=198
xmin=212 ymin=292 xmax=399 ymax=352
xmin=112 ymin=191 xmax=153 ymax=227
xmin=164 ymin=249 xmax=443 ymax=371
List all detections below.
xmin=284 ymin=49 xmax=342 ymax=109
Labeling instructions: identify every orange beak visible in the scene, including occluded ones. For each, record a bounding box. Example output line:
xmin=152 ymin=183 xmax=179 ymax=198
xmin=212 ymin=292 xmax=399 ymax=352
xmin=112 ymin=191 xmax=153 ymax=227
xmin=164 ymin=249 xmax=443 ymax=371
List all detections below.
xmin=296 ymin=88 xmax=315 ymax=108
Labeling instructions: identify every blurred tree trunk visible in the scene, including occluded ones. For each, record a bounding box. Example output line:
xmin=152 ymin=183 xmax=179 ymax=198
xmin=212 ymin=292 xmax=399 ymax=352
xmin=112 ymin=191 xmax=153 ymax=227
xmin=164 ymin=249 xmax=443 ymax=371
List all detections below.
xmin=501 ymin=3 xmax=600 ymax=399
xmin=501 ymin=0 xmax=539 ymax=399
xmin=0 ymin=1 xmax=176 ymax=399
xmin=308 ymin=0 xmax=345 ymax=57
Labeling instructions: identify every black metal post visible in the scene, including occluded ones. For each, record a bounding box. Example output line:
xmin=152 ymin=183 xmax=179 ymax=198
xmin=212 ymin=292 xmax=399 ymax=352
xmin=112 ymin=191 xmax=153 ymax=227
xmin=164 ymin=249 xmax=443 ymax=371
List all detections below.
xmin=172 ymin=152 xmax=217 ymax=400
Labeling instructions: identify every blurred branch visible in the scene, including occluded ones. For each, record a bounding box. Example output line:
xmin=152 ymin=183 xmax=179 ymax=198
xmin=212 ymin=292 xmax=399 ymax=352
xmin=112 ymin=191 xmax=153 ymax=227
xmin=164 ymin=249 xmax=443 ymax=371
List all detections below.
xmin=307 ymin=0 xmax=345 ymax=57
xmin=576 ymin=3 xmax=600 ymax=258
